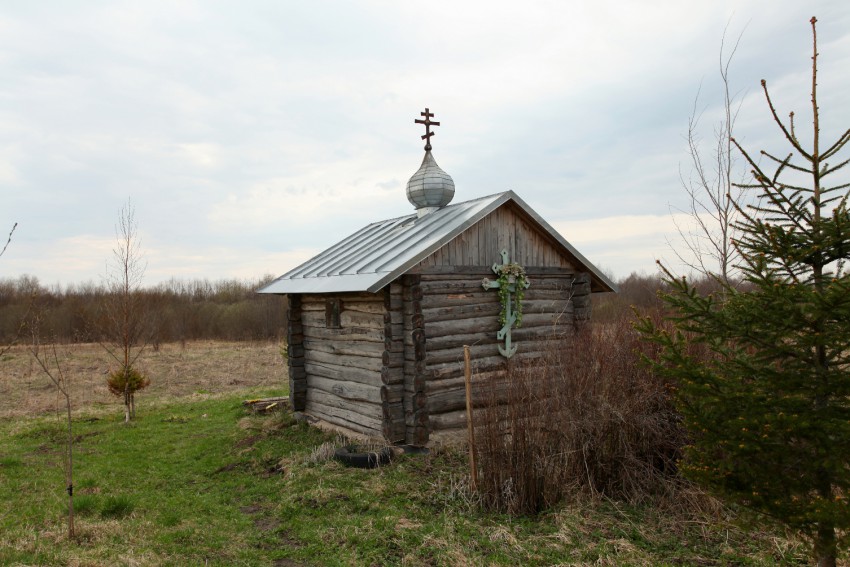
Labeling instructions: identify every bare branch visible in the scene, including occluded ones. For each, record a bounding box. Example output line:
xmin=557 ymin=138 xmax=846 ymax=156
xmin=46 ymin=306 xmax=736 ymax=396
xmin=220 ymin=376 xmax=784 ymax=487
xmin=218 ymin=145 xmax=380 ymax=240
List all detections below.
xmin=0 ymin=222 xmax=17 ymax=259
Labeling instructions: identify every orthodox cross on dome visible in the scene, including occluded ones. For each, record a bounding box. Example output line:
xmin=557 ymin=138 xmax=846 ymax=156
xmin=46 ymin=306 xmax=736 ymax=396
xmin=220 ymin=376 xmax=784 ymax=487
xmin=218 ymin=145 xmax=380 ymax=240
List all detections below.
xmin=414 ymin=107 xmax=440 ymax=151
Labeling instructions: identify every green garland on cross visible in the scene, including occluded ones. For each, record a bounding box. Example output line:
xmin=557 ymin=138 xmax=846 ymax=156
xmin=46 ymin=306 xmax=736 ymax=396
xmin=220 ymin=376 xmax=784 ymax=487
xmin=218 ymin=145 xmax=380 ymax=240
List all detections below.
xmin=482 ymin=249 xmax=531 ymax=359
xmin=494 ymin=262 xmax=528 ymax=327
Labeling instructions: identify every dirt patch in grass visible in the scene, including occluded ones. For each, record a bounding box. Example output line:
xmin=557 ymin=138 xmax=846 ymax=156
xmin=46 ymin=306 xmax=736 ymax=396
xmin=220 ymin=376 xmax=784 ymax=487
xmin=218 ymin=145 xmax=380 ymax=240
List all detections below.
xmin=0 ymin=340 xmax=286 ymax=419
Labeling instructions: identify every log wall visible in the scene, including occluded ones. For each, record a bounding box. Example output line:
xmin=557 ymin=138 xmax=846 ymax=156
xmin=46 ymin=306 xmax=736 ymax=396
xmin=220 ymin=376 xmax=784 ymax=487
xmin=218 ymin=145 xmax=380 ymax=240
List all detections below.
xmin=416 ymin=268 xmax=579 ymax=434
xmin=297 ymin=292 xmax=404 ymax=439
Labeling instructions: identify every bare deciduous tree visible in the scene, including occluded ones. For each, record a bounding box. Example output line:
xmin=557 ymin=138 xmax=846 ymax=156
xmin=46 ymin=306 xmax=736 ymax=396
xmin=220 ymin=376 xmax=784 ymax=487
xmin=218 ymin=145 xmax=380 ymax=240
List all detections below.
xmin=101 ymin=200 xmax=150 ymax=422
xmin=671 ymin=24 xmax=748 ymax=283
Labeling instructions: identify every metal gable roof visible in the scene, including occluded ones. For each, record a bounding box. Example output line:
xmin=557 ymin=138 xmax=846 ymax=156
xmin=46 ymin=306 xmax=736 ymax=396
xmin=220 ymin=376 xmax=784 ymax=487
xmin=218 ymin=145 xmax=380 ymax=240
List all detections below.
xmin=258 ymin=191 xmax=617 ymax=295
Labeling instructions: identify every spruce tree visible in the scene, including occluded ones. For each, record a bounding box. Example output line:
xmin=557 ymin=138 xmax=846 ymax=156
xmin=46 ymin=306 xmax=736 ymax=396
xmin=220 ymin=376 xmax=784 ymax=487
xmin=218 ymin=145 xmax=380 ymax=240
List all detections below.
xmin=637 ymin=18 xmax=850 ymax=567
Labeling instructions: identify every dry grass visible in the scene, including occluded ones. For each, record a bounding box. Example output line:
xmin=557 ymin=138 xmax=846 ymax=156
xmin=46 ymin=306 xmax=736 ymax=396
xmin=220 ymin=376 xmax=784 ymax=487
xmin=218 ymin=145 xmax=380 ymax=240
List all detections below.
xmin=0 ymin=340 xmax=286 ymax=419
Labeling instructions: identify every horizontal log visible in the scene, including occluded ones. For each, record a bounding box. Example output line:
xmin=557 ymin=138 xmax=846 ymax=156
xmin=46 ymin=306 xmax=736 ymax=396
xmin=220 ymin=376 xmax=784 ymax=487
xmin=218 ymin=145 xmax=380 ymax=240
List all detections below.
xmin=310 ymin=375 xmax=382 ymax=403
xmin=304 ymin=348 xmax=383 ymax=372
xmin=427 ymin=381 xmax=514 ymax=414
xmin=424 ymin=344 xmax=500 ymax=367
xmin=424 ymin=331 xmax=494 ymax=352
xmin=302 ymin=325 xmax=384 ymax=343
xmin=420 ymin=300 xmax=498 ymax=323
xmin=523 ymin=288 xmax=575 ymax=300
xmin=303 ymin=337 xmax=384 ymax=358
xmin=425 ymin=316 xmax=500 ymax=338
xmin=306 ymin=402 xmax=382 ymax=437
xmin=380 ymin=383 xmax=404 ymax=404
xmin=428 ymin=408 xmax=468 ymax=431
xmin=306 ymin=395 xmax=383 ymax=430
xmin=380 ymin=366 xmax=404 ymax=386
xmin=343 ymin=302 xmax=385 ymax=314
xmin=382 ymin=350 xmax=404 ymax=368
xmin=301 ymin=310 xmax=384 ymax=330
xmin=384 ymin=338 xmax=404 ymax=354
xmin=427 ymin=356 xmax=511 ymax=380
xmin=290 ymin=366 xmax=306 ymax=380
xmin=340 ymin=311 xmax=384 ymax=330
xmin=420 ymin=293 xmax=493 ymax=310
xmin=381 ymin=366 xmax=404 ymax=385
xmin=305 ymin=361 xmax=381 ymax=386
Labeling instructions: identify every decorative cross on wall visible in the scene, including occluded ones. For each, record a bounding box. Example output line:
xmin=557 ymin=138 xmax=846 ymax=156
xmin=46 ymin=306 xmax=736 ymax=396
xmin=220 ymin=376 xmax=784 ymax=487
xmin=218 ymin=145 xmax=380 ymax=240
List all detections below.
xmin=482 ymin=249 xmax=531 ymax=359
xmin=414 ymin=108 xmax=440 ymax=151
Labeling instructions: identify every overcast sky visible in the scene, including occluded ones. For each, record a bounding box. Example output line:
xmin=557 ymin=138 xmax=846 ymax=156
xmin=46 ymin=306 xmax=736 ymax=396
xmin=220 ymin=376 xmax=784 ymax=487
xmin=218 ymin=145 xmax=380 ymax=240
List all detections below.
xmin=2 ymin=1 xmax=849 ymax=289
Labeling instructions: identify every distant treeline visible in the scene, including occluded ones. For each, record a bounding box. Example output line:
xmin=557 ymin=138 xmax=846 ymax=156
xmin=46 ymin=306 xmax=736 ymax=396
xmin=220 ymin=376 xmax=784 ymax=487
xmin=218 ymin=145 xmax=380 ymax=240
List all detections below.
xmin=0 ymin=275 xmax=287 ymax=344
xmin=1 ymin=270 xmax=727 ymax=345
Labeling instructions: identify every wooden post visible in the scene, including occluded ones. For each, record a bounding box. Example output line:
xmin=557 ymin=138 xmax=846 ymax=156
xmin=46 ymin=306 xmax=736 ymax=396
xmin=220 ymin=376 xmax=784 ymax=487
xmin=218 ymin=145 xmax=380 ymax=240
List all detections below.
xmin=463 ymin=345 xmax=478 ymax=491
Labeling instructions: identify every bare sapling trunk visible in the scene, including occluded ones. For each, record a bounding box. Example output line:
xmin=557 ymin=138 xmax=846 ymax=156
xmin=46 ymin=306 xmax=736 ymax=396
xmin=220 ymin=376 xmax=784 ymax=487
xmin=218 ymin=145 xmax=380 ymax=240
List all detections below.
xmin=28 ymin=318 xmax=75 ymax=539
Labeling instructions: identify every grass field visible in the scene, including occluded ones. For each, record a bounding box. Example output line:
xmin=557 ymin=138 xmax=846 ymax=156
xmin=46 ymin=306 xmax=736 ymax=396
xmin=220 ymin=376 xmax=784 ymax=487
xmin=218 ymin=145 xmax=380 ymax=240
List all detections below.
xmin=0 ymin=341 xmax=811 ymax=565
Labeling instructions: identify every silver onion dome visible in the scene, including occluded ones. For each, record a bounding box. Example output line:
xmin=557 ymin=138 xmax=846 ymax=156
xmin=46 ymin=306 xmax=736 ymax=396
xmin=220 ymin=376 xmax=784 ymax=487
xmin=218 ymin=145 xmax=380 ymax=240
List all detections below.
xmin=406 ymin=150 xmax=455 ymax=215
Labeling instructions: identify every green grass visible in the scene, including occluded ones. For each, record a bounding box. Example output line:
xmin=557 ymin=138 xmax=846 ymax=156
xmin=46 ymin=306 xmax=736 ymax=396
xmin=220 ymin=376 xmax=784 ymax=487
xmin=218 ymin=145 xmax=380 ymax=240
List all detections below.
xmin=0 ymin=391 xmax=809 ymax=566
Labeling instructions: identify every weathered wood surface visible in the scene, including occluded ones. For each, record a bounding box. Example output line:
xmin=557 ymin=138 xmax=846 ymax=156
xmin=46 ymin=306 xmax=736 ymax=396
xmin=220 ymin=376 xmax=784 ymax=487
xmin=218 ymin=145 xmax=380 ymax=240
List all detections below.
xmin=305 ymin=360 xmax=382 ymax=386
xmin=306 ymin=389 xmax=383 ymax=428
xmin=302 ymin=325 xmax=384 ymax=343
xmin=306 ymin=403 xmax=382 ymax=437
xmin=302 ymin=310 xmax=384 ymax=332
xmin=303 ymin=337 xmax=384 ymax=358
xmin=412 ymin=202 xmax=576 ymax=270
xmin=304 ymin=348 xmax=383 ymax=372
xmin=287 ymin=294 xmax=307 ymax=411
xmin=309 ymin=375 xmax=384 ymax=404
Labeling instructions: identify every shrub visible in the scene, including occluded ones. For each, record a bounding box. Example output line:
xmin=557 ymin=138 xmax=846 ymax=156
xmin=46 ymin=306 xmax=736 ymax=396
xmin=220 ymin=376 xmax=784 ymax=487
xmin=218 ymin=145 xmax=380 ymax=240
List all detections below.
xmin=106 ymin=366 xmax=150 ymax=398
xmin=474 ymin=312 xmax=686 ymax=515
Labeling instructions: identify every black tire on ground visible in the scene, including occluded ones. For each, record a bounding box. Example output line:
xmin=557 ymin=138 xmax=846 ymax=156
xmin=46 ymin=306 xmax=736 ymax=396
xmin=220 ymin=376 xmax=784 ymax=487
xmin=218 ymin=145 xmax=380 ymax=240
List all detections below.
xmin=333 ymin=445 xmax=393 ymax=469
